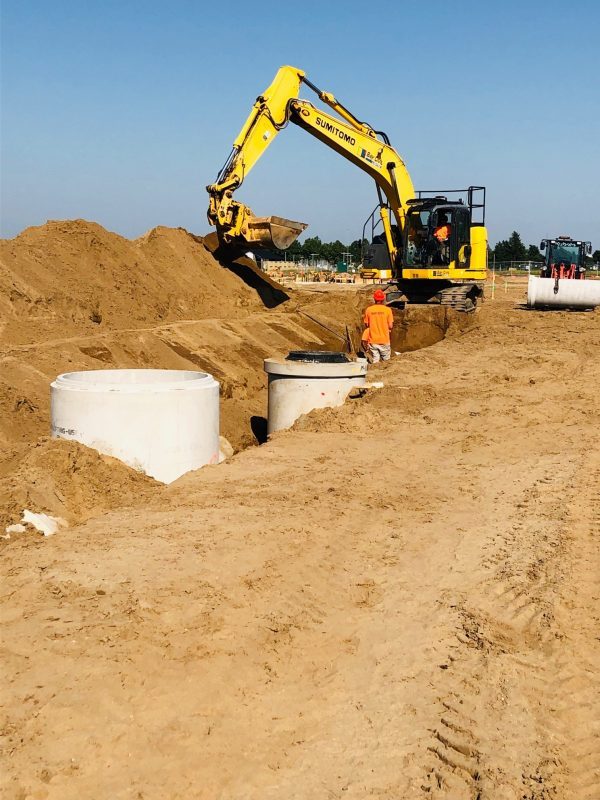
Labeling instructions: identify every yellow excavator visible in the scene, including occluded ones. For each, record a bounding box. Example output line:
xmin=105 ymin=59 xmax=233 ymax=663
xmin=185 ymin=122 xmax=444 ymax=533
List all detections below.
xmin=207 ymin=65 xmax=487 ymax=310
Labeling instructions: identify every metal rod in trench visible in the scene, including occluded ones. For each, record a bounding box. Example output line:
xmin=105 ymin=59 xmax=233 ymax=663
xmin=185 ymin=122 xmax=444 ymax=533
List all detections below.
xmin=295 ymin=307 xmax=348 ymax=344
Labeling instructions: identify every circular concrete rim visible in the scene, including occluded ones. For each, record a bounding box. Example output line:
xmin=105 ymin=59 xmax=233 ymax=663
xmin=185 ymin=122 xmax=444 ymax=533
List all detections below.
xmin=52 ymin=369 xmax=218 ymax=393
xmin=264 ymin=357 xmax=368 ymax=378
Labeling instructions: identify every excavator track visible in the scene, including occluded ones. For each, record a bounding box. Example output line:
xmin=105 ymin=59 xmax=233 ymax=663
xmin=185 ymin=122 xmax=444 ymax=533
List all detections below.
xmin=395 ymin=282 xmax=484 ymax=312
xmin=435 ymin=283 xmax=483 ymax=312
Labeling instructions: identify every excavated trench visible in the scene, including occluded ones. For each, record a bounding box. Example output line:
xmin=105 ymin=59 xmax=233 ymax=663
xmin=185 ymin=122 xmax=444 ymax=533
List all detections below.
xmin=216 ymin=299 xmax=474 ymax=450
xmin=1 ymin=219 xmax=477 ymax=530
xmin=0 ymin=297 xmax=473 ymax=531
xmin=157 ymin=300 xmax=465 ymax=450
xmin=2 ymin=294 xmax=469 ymax=451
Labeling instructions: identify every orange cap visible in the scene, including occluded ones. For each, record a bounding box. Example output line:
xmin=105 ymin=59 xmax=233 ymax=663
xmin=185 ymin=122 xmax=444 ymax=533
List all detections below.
xmin=373 ymin=289 xmax=386 ymax=302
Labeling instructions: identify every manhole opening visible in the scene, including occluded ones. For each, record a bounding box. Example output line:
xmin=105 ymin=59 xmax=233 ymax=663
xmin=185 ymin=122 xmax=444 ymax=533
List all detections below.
xmin=286 ymin=350 xmax=350 ymax=364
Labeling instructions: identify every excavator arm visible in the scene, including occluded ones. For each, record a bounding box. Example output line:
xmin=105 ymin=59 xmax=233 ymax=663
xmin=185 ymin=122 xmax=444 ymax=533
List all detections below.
xmin=207 ymin=66 xmax=307 ymax=249
xmin=206 ymin=65 xmax=415 ymax=260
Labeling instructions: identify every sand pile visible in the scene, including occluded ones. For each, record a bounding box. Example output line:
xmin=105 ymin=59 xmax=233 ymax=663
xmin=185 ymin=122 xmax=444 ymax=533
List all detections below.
xmin=1 ymin=220 xmax=366 ymax=456
xmin=0 ymin=220 xmax=262 ymax=343
xmin=0 ymin=438 xmax=158 ymax=531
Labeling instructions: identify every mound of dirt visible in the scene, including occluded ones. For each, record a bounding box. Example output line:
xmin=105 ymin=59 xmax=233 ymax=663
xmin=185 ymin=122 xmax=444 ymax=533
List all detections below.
xmin=0 ymin=438 xmax=158 ymax=531
xmin=0 ymin=220 xmax=367 ymax=456
xmin=0 ymin=220 xmax=264 ymax=343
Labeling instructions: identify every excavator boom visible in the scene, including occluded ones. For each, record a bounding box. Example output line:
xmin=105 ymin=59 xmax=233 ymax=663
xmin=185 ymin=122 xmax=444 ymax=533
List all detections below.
xmin=206 ymin=65 xmax=414 ymax=254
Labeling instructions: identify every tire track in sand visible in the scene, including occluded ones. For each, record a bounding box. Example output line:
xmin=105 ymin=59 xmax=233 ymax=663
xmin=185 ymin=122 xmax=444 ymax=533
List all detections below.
xmin=420 ymin=451 xmax=589 ymax=798
xmin=552 ymin=470 xmax=600 ymax=799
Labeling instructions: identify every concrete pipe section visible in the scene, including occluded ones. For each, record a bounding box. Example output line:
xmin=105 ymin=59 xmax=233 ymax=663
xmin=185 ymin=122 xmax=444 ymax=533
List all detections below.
xmin=527 ymin=276 xmax=600 ymax=309
xmin=51 ymin=369 xmax=219 ymax=483
xmin=264 ymin=351 xmax=367 ymax=435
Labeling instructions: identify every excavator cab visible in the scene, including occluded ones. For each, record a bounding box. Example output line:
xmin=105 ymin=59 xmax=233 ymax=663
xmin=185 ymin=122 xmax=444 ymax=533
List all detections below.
xmin=360 ymin=201 xmax=472 ymax=283
xmin=404 ymin=198 xmax=473 ymax=270
xmin=361 ymin=187 xmax=486 ymax=309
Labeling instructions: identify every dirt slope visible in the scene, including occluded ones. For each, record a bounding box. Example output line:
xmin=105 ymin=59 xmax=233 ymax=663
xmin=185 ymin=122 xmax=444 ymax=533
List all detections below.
xmin=0 ymin=220 xmax=262 ymax=341
xmin=0 ymin=439 xmax=157 ymax=529
xmin=2 ymin=296 xmax=598 ymax=799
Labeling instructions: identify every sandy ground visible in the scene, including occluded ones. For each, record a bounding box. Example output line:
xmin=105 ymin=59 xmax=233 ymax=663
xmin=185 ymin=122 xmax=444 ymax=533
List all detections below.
xmin=0 ymin=221 xmax=463 ymax=527
xmin=1 ymin=224 xmax=599 ymax=798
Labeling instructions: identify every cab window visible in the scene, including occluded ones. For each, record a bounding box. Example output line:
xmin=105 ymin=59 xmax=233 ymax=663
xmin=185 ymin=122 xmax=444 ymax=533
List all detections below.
xmin=455 ymin=208 xmax=470 ymax=247
xmin=431 ymin=208 xmax=453 ymax=266
xmin=405 ymin=210 xmax=430 ymax=266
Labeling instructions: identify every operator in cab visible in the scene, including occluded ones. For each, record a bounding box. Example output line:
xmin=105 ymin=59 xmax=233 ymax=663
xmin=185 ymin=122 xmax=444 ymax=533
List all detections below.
xmin=433 ymin=213 xmax=452 ymax=264
xmin=362 ymin=289 xmax=394 ymax=363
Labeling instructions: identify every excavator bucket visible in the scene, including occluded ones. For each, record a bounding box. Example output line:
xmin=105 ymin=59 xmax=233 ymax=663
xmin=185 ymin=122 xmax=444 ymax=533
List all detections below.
xmin=244 ymin=215 xmax=308 ymax=250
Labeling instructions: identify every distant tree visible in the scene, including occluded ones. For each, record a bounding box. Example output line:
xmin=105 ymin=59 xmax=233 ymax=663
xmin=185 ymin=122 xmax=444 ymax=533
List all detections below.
xmin=301 ymin=236 xmax=324 ymax=261
xmin=320 ymin=242 xmax=333 ymax=262
xmin=349 ymin=238 xmax=368 ymax=262
xmin=593 ymin=249 xmax=600 ymax=263
xmin=286 ymin=240 xmax=304 ymax=257
xmin=280 ymin=235 xmax=365 ymax=264
xmin=492 ymin=231 xmax=528 ymax=263
xmin=321 ymin=239 xmax=345 ymax=263
xmin=526 ymin=244 xmax=543 ymax=262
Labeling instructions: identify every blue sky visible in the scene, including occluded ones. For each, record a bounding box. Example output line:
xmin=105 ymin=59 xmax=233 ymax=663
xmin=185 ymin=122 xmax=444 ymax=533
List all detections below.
xmin=1 ymin=0 xmax=599 ymax=247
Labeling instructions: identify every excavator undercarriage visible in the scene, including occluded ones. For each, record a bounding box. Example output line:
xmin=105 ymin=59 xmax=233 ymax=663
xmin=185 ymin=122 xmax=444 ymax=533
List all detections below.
xmin=386 ymin=281 xmax=484 ymax=312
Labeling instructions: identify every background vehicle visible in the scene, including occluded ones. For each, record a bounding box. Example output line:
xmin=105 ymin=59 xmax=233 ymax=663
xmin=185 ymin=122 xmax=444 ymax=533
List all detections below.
xmin=207 ymin=66 xmax=487 ymax=310
xmin=527 ymin=236 xmax=599 ymax=309
xmin=539 ymin=236 xmax=592 ymax=279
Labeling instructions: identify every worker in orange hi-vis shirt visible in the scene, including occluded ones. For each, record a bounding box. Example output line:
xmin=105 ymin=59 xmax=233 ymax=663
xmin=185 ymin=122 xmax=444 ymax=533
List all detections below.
xmin=363 ymin=289 xmax=394 ymax=363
